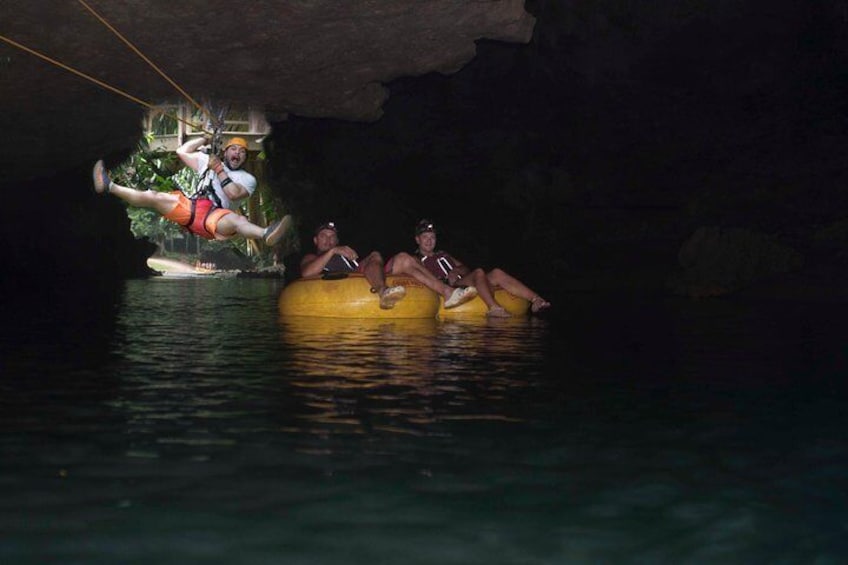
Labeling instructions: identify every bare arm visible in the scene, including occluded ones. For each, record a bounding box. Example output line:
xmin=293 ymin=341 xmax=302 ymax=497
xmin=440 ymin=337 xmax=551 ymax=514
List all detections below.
xmin=223 ymin=183 xmax=249 ymax=201
xmin=300 ymin=246 xmax=359 ymax=277
xmin=445 ymin=253 xmax=470 ymax=285
xmin=197 ymin=152 xmax=252 ymax=202
xmin=211 ymin=158 xmax=251 ymax=201
xmin=175 ymin=136 xmax=209 ymax=172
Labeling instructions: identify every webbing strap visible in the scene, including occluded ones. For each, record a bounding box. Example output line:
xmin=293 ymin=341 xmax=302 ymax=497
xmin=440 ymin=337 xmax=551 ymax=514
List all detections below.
xmin=191 ymin=169 xmax=222 ymax=209
xmin=186 ymin=197 xmax=197 ymax=229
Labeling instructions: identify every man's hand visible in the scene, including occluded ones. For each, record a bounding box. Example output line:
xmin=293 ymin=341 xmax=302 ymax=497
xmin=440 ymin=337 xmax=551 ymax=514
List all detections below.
xmin=198 ymin=134 xmax=213 ymax=153
xmin=208 ymin=154 xmax=223 ymax=173
xmin=333 ymin=246 xmax=359 ymax=261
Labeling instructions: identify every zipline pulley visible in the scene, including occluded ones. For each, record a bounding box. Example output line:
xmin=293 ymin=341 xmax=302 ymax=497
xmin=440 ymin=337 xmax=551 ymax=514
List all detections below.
xmin=205 ymin=102 xmax=230 ymax=157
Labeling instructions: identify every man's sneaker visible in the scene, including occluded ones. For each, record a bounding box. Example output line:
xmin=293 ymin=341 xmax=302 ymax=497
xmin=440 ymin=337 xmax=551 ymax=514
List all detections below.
xmin=444 ymin=286 xmax=478 ymax=309
xmin=264 ymin=214 xmax=292 ymax=246
xmin=92 ymin=160 xmax=111 ymax=194
xmin=379 ymin=285 xmax=407 ymax=309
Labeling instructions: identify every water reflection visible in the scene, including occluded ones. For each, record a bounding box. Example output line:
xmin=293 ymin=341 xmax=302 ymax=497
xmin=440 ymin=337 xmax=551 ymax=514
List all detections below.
xmin=278 ymin=316 xmax=549 ymax=436
xmin=2 ymin=282 xmax=125 ymax=374
xmin=6 ymin=279 xmax=848 ymax=563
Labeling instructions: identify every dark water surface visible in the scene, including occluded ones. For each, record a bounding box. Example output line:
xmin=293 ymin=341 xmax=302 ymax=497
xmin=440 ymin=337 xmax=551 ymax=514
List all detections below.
xmin=2 ymin=277 xmax=847 ymax=564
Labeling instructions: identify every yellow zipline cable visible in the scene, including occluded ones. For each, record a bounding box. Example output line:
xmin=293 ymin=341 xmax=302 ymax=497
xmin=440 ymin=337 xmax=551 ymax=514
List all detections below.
xmin=75 ymin=0 xmax=209 ymax=124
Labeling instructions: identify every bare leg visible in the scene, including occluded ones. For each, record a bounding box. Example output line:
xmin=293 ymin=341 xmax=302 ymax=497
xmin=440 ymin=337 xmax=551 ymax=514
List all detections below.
xmin=387 ymin=252 xmax=478 ymax=309
xmin=361 ymin=252 xmax=406 ymax=309
xmin=107 ymin=182 xmax=180 ymax=215
xmin=461 ymin=268 xmax=508 ymax=317
xmin=217 ymin=213 xmax=293 ymax=243
xmin=216 ymin=215 xmax=257 ymax=238
xmin=387 ymin=252 xmax=453 ymax=300
xmin=360 ymin=252 xmax=388 ymax=292
xmin=94 ymin=161 xmax=180 ymax=214
xmin=487 ymin=268 xmax=550 ymax=311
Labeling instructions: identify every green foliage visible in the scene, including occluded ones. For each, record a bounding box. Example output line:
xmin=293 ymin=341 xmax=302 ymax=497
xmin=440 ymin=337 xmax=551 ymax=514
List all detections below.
xmin=149 ymin=112 xmax=178 ymax=136
xmin=114 ymin=134 xmax=194 ymax=193
xmin=125 ymin=208 xmax=178 ymax=242
xmin=110 ymin=135 xmax=173 ymax=242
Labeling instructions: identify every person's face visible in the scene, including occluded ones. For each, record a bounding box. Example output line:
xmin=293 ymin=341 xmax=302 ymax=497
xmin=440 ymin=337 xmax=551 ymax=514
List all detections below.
xmin=314 ymin=229 xmax=339 ymax=253
xmin=223 ymin=145 xmax=247 ymax=169
xmin=416 ymin=230 xmax=437 ymax=254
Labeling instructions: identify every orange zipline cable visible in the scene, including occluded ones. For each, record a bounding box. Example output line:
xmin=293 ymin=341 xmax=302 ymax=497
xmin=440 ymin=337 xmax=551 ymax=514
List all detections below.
xmin=0 ymin=32 xmax=205 ymax=133
xmin=0 ymin=32 xmax=157 ymax=111
xmin=0 ymin=4 xmax=217 ymax=133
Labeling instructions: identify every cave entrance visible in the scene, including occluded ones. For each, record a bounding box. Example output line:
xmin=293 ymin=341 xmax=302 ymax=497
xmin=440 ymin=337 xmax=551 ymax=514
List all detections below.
xmin=143 ymin=103 xmax=271 ymax=152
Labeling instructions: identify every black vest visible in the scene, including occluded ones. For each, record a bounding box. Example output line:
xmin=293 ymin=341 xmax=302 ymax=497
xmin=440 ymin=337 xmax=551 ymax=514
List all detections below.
xmin=324 ymin=254 xmax=358 ymax=273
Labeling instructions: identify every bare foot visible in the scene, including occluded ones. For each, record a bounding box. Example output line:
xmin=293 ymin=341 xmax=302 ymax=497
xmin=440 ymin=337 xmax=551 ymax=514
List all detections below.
xmin=531 ymin=296 xmax=551 ymax=313
xmin=92 ymin=160 xmax=111 ymax=194
xmin=486 ymin=305 xmax=512 ymax=318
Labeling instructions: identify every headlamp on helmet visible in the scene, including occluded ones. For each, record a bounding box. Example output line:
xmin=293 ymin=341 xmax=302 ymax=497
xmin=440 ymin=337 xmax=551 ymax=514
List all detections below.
xmin=415 ymin=219 xmax=436 ymax=235
xmin=314 ymin=221 xmax=338 ymax=236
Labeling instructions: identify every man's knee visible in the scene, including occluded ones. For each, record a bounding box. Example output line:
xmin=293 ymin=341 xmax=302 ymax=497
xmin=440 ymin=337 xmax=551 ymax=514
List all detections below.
xmin=216 ymin=213 xmax=240 ymax=230
xmin=487 ymin=267 xmax=507 ymax=284
xmin=391 ymin=252 xmax=414 ymax=270
xmin=468 ymin=267 xmax=486 ymax=281
xmin=363 ymin=251 xmax=383 ymax=265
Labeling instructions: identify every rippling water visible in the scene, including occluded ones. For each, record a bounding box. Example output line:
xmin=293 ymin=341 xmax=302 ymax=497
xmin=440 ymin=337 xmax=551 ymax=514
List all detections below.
xmin=1 ymin=277 xmax=847 ymax=563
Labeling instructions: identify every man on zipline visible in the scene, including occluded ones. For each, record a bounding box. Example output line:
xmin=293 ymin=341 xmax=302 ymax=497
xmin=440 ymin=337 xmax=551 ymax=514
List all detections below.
xmin=93 ymin=136 xmax=289 ymax=245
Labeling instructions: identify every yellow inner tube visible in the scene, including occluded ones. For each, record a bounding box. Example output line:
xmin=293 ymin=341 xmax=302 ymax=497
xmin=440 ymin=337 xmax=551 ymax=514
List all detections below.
xmin=278 ymin=273 xmax=440 ymax=319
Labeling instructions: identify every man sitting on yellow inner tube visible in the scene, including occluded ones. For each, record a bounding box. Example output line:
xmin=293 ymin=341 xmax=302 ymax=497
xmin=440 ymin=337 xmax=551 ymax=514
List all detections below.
xmin=397 ymin=219 xmax=551 ymax=317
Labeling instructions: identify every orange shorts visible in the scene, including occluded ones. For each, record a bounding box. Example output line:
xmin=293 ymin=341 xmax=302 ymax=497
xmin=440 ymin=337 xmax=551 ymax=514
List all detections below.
xmin=163 ymin=192 xmax=233 ymax=240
